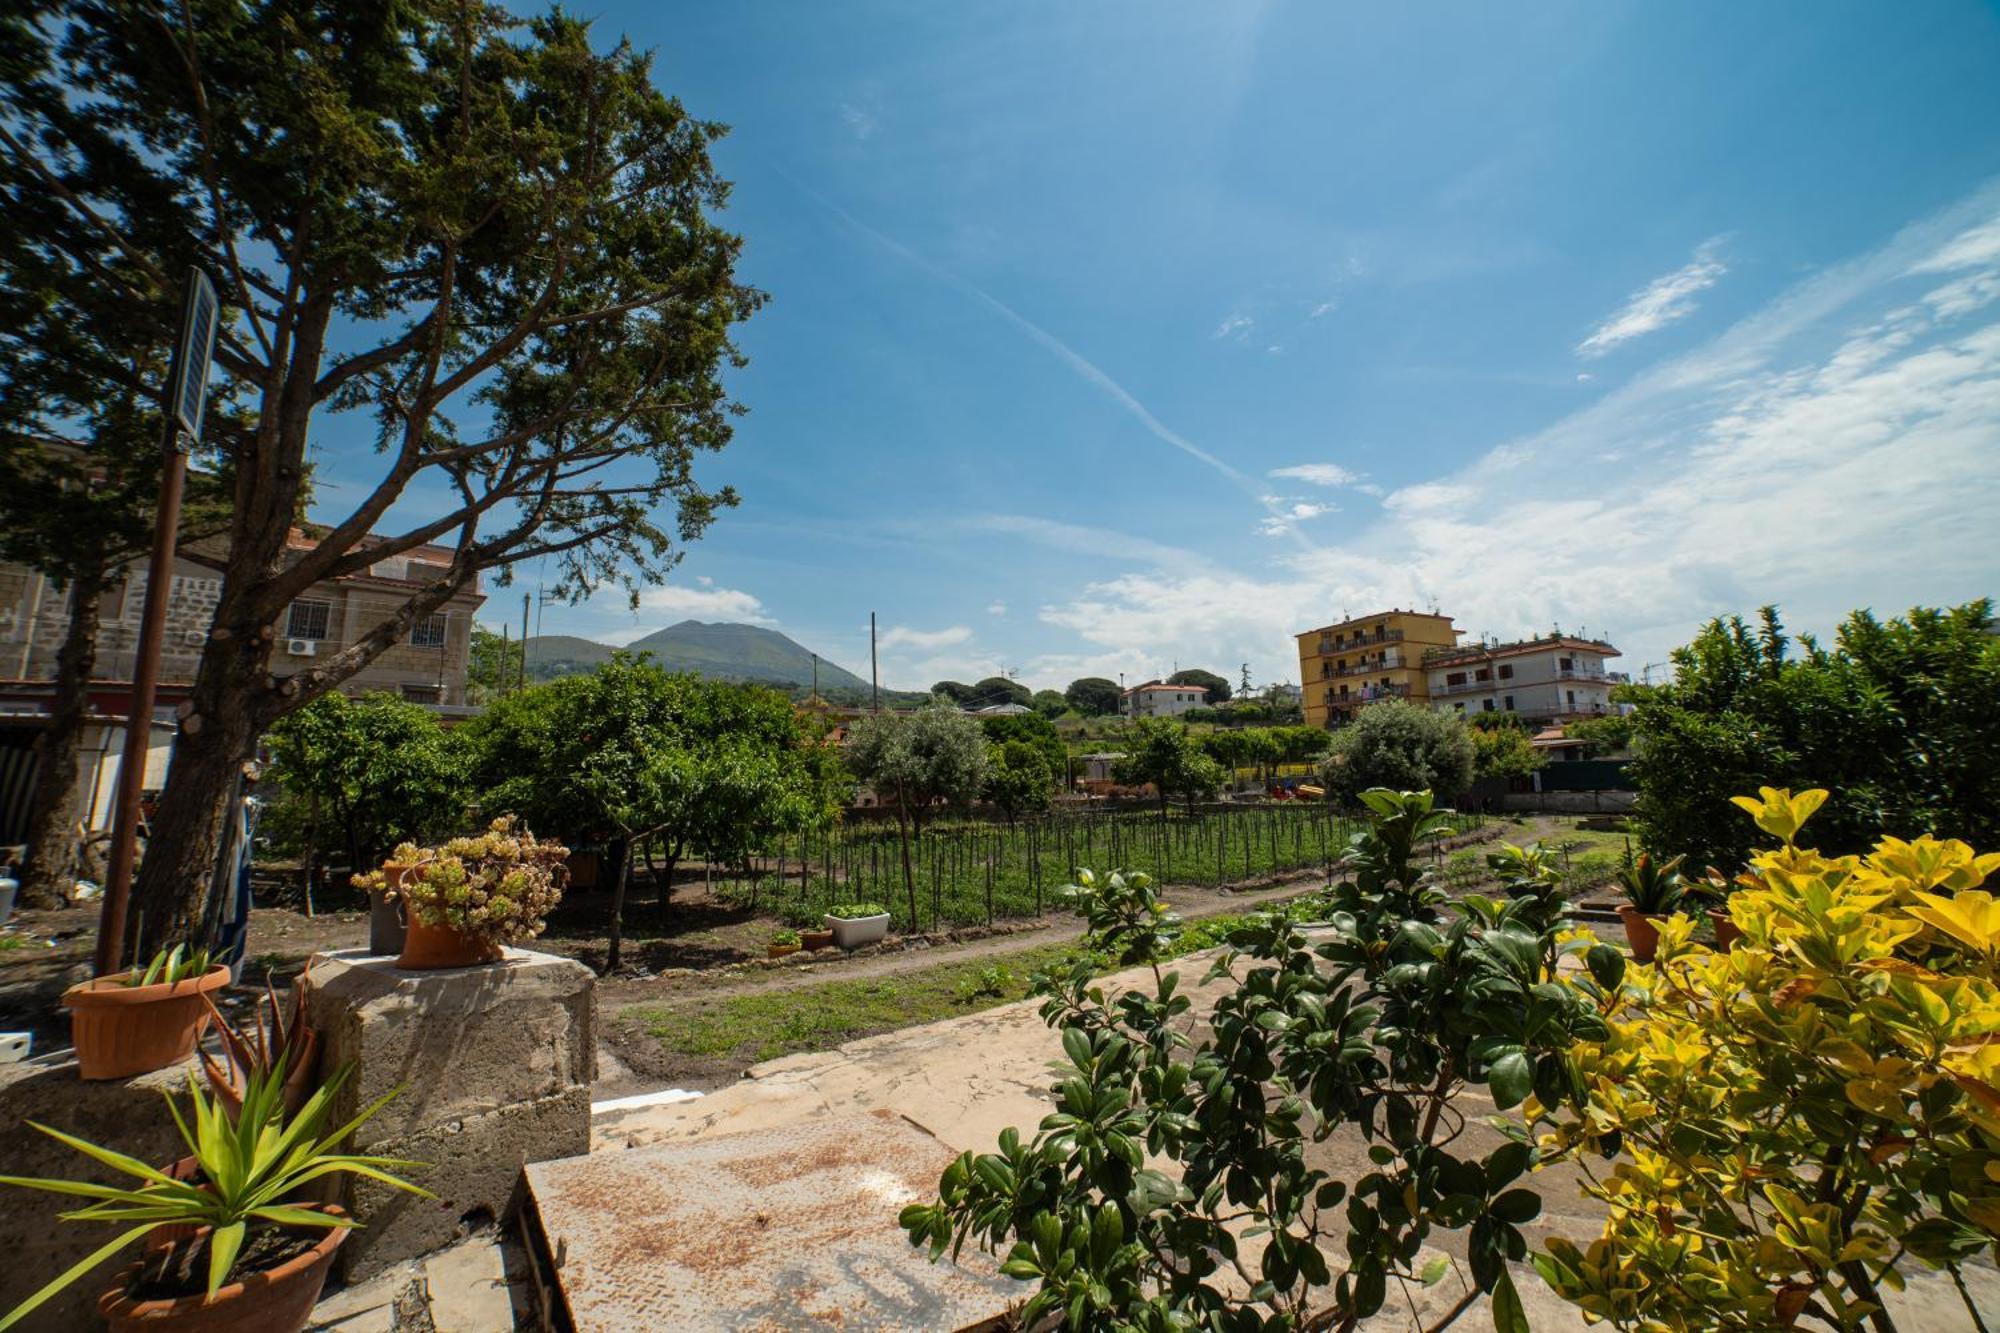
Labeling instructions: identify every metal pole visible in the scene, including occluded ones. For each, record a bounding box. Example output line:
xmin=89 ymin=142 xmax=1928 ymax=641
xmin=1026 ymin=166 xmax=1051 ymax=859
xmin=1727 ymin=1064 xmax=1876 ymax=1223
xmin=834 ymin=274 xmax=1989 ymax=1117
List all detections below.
xmin=519 ymin=593 xmax=530 ymax=692
xmin=95 ymin=440 xmax=187 ymax=975
xmin=869 ymin=612 xmax=879 ymax=714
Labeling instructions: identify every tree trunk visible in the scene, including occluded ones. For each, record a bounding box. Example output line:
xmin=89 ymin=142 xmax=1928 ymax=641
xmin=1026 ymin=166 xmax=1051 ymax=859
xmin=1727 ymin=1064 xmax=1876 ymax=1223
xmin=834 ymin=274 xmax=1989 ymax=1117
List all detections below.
xmin=605 ymin=836 xmax=632 ymax=972
xmin=18 ymin=578 xmax=104 ymax=908
xmin=126 ymin=627 xmax=273 ymax=957
xmin=656 ymin=844 xmax=680 ymax=923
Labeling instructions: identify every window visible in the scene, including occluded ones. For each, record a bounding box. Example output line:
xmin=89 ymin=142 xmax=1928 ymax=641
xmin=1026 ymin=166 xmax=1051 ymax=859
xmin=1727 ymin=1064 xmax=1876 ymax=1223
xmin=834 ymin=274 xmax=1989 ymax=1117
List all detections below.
xmin=1474 ymin=668 xmax=1490 ymax=682
xmin=1559 ymin=657 xmax=1573 ymax=670
xmin=410 ymin=614 xmax=447 ymax=649
xmin=400 ymin=683 xmax=441 ymax=704
xmin=1504 ymin=695 xmax=1515 ymax=710
xmin=1446 ymin=672 xmax=1466 ymax=687
xmin=1482 ymin=699 xmax=1495 ymax=712
xmin=286 ymin=599 xmax=331 ymax=640
xmin=1498 ymin=664 xmax=1513 ymax=679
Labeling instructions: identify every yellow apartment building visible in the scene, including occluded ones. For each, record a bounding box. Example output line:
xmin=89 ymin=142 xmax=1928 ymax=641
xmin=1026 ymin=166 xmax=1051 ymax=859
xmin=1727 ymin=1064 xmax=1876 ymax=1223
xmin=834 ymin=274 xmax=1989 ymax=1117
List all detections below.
xmin=1295 ymin=609 xmax=1460 ymax=729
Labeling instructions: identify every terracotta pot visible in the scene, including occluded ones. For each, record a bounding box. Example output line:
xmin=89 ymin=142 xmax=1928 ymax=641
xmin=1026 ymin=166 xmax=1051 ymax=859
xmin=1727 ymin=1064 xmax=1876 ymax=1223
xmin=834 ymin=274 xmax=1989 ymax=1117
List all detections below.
xmin=1709 ymin=909 xmax=1743 ymax=951
xmin=800 ymin=928 xmax=835 ymax=952
xmin=767 ymin=942 xmax=801 ymax=960
xmin=367 ymin=862 xmax=409 ymax=956
xmin=396 ymin=918 xmax=502 ymax=970
xmin=65 ymin=964 xmax=233 ymax=1080
xmin=101 ymin=1205 xmax=348 ymax=1333
xmin=1616 ymin=904 xmax=1666 ymax=963
xmin=146 ymin=1157 xmax=205 ymax=1255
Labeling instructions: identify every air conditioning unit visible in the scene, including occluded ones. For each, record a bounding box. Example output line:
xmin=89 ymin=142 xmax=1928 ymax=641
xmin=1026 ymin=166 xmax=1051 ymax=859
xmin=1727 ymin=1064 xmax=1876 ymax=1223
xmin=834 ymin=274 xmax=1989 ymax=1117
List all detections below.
xmin=286 ymin=638 xmax=317 ymax=657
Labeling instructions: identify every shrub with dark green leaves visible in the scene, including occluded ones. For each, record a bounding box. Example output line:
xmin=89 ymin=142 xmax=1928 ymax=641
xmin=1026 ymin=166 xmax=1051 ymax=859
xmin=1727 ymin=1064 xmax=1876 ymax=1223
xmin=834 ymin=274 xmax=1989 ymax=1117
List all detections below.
xmin=900 ymin=789 xmax=1617 ymax=1329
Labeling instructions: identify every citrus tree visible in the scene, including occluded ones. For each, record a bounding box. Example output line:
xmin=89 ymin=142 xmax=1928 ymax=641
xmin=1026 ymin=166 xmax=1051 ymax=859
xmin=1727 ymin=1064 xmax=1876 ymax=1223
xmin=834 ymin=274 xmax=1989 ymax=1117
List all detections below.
xmin=902 ymin=790 xmax=1615 ymax=1329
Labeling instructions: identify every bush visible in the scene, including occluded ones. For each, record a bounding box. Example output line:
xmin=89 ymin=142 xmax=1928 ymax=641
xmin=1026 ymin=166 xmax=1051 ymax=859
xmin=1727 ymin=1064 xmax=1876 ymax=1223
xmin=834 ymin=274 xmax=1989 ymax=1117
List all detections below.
xmin=826 ymin=901 xmax=888 ymax=919
xmin=1322 ymin=699 xmax=1475 ymax=801
xmin=1533 ymin=787 xmax=2000 ymax=1329
xmin=1626 ymin=601 xmax=2000 ymax=872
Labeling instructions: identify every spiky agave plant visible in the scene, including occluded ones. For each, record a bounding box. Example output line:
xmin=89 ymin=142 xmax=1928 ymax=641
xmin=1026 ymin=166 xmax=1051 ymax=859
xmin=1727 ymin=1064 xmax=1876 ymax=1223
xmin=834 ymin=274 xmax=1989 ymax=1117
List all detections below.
xmin=0 ymin=1063 xmax=429 ymax=1328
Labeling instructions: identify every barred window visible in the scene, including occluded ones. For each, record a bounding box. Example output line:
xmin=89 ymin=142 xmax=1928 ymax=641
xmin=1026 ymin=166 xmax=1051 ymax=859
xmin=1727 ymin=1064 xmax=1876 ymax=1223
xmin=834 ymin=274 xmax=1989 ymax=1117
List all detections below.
xmin=410 ymin=614 xmax=447 ymax=649
xmin=286 ymin=600 xmax=331 ymax=640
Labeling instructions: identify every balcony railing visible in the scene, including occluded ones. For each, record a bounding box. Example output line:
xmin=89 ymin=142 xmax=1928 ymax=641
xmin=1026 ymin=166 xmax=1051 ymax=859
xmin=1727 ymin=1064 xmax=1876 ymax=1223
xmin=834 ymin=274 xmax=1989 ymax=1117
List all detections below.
xmin=1314 ymin=629 xmax=1405 ymax=655
xmin=1318 ymin=654 xmax=1405 ymax=679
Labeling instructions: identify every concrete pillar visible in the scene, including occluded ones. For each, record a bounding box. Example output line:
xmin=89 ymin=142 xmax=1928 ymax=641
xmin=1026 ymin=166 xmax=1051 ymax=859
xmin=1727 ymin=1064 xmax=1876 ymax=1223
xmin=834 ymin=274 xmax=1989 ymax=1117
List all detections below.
xmin=302 ymin=947 xmax=595 ymax=1281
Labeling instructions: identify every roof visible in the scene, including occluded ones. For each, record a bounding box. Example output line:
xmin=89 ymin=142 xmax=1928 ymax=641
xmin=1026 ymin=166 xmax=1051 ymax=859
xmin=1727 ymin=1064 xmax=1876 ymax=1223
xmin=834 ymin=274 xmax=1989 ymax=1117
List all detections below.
xmin=1530 ymin=726 xmax=1591 ymax=750
xmin=1124 ymin=682 xmax=1204 ymax=695
xmin=1426 ymin=634 xmax=1620 ymax=667
xmin=1296 ymin=609 xmax=1456 ymax=639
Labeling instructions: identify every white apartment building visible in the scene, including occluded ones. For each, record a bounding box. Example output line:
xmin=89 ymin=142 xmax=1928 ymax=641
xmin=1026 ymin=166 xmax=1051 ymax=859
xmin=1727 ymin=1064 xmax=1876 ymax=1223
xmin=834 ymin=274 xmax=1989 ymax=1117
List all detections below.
xmin=1423 ymin=634 xmax=1627 ymax=723
xmin=1121 ymin=682 xmax=1207 ymax=719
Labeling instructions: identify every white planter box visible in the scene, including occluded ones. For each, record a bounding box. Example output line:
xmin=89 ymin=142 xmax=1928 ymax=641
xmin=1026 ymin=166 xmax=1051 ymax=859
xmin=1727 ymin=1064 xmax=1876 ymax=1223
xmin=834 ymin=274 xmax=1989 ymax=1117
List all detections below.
xmin=825 ymin=912 xmax=890 ymax=950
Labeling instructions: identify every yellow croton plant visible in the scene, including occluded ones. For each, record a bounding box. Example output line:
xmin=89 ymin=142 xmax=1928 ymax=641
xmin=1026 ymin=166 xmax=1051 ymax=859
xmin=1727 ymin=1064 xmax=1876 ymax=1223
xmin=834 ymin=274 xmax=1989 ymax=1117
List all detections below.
xmin=1531 ymin=787 xmax=2000 ymax=1331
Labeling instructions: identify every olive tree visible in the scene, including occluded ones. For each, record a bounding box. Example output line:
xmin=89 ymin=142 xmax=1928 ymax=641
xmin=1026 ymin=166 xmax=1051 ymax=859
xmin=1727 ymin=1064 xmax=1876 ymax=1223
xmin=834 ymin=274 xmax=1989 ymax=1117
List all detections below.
xmin=845 ymin=703 xmax=990 ymax=927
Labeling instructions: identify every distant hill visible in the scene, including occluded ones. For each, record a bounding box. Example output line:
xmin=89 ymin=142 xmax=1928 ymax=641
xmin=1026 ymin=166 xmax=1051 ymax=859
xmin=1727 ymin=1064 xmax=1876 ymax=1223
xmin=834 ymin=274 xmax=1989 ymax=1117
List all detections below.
xmin=520 ymin=620 xmax=872 ymax=693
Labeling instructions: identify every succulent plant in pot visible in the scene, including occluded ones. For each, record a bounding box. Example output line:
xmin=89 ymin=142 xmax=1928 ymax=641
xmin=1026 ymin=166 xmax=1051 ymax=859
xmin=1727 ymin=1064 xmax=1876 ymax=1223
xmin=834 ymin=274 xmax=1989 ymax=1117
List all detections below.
xmin=0 ymin=1063 xmax=428 ymax=1332
xmin=64 ymin=944 xmax=232 ymax=1080
xmin=200 ymin=968 xmax=319 ymax=1124
xmin=1613 ymin=847 xmax=1687 ymax=962
xmin=767 ymin=929 xmax=801 ymax=960
xmin=354 ymin=816 xmax=568 ymax=970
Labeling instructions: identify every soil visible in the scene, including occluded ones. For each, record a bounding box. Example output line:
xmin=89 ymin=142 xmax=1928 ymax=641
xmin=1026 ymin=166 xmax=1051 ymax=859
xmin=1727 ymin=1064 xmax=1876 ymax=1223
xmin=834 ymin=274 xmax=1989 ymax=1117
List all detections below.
xmin=128 ymin=1222 xmax=320 ymax=1303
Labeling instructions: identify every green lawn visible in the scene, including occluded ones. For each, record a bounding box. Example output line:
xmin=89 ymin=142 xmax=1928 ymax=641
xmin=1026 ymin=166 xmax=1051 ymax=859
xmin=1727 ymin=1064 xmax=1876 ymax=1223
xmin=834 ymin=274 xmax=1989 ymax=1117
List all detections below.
xmin=626 ymin=911 xmax=1260 ymax=1065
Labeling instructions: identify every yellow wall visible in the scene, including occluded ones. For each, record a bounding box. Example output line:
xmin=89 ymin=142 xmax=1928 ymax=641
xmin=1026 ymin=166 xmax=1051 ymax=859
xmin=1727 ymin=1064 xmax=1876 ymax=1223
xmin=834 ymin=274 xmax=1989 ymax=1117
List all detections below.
xmin=1295 ymin=611 xmax=1458 ymax=729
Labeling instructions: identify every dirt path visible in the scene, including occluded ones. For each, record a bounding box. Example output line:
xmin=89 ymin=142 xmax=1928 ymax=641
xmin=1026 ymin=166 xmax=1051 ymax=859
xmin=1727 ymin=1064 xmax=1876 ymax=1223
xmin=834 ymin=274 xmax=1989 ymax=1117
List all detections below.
xmin=592 ymin=871 xmax=1331 ymax=1014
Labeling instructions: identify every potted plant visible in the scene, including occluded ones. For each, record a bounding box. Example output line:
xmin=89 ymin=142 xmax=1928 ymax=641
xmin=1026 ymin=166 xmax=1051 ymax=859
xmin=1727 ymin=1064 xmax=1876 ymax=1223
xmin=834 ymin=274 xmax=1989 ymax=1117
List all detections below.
xmin=1614 ymin=849 xmax=1687 ymax=963
xmin=64 ymin=944 xmax=232 ymax=1080
xmin=800 ymin=925 xmax=835 ymax=952
xmin=355 ymin=817 xmax=568 ymax=970
xmin=1693 ymin=865 xmax=1744 ymax=951
xmin=365 ymin=860 xmax=410 ymax=956
xmin=0 ymin=1063 xmax=428 ymax=1332
xmin=824 ymin=902 xmax=892 ymax=951
xmin=767 ymin=929 xmax=801 ymax=960
xmin=200 ymin=970 xmax=318 ymax=1124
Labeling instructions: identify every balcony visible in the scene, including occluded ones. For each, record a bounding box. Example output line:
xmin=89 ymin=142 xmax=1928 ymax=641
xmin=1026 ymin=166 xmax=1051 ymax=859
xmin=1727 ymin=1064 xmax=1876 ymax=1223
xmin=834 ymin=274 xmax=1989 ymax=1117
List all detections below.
xmin=1314 ymin=629 xmax=1405 ymax=655
xmin=1317 ymin=653 xmax=1406 ymax=679
xmin=1432 ymin=677 xmax=1496 ymax=696
xmin=1555 ymin=666 xmax=1626 ymax=683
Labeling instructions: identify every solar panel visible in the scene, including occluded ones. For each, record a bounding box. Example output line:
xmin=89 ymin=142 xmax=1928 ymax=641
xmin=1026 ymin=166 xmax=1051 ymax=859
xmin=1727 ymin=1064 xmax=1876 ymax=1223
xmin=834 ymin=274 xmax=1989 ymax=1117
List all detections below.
xmin=168 ymin=268 xmax=220 ymax=442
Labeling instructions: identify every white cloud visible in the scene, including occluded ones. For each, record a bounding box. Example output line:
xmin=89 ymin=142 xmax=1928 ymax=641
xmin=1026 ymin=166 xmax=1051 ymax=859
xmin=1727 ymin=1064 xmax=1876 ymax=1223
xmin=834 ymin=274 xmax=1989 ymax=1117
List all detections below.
xmin=877 ymin=624 xmax=973 ymax=652
xmin=631 ymin=583 xmax=772 ymax=625
xmin=1308 ymin=300 xmax=1337 ymax=319
xmin=1258 ymin=500 xmax=1336 ymax=537
xmin=1577 ymin=237 xmax=1730 ymax=358
xmin=986 ymin=601 xmax=1007 ymax=617
xmin=839 ymin=102 xmax=878 ymax=140
xmin=1214 ymin=313 xmax=1254 ymax=340
xmin=1269 ymin=463 xmax=1360 ymax=487
xmin=1028 ymin=189 xmax=2000 ymax=686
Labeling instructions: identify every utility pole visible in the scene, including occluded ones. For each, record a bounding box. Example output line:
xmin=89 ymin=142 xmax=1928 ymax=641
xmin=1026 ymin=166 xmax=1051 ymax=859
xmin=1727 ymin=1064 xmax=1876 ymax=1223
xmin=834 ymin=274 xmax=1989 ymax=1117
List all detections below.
xmin=97 ymin=268 xmax=218 ymax=976
xmin=869 ymin=612 xmax=879 ymax=713
xmin=499 ymin=622 xmax=510 ymax=698
xmin=519 ymin=593 xmax=530 ymax=692
xmin=811 ymin=652 xmax=819 ymax=700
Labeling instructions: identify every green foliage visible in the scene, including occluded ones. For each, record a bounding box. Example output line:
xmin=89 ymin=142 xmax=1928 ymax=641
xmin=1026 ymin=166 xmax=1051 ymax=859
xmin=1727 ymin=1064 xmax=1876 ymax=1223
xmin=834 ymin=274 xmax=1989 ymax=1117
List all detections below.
xmin=1065 ymin=677 xmax=1123 ymax=717
xmin=356 ymin=817 xmax=569 ymax=945
xmin=1115 ymin=719 xmax=1225 ymax=813
xmin=1626 ymin=601 xmax=2000 ymax=871
xmin=1323 ymin=700 xmax=1476 ymax=802
xmin=826 ymin=902 xmax=889 ymax=919
xmin=1031 ymin=689 xmax=1072 ymax=720
xmin=900 ymin=792 xmax=1607 ymax=1328
xmin=0 ymin=1065 xmax=427 ymax=1327
xmin=467 ymin=626 xmax=524 ymax=705
xmin=970 ymin=676 xmax=1032 ymax=708
xmin=266 ymin=692 xmax=470 ymax=869
xmin=1469 ymin=722 xmax=1545 ymax=783
xmin=1612 ymin=848 xmax=1686 ymax=913
xmin=979 ymin=712 xmax=1067 ymax=780
xmin=931 ymin=680 xmax=975 ymax=705
xmin=770 ymin=928 xmax=800 ymax=947
xmin=122 ymin=943 xmax=216 ymax=988
xmin=987 ymin=741 xmax=1057 ymax=824
xmin=1166 ymin=667 xmax=1231 ymax=704
xmin=1564 ymin=711 xmax=1633 ymax=756
xmin=845 ymin=703 xmax=992 ymax=828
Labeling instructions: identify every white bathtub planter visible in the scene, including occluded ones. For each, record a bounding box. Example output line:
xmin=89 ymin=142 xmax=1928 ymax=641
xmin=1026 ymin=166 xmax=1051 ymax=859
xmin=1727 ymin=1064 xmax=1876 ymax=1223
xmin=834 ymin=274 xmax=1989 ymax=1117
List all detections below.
xmin=824 ymin=902 xmax=891 ymax=951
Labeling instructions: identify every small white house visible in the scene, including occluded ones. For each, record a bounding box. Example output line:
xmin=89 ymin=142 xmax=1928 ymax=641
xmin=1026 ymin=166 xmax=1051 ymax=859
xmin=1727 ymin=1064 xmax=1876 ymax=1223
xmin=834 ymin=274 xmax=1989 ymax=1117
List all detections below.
xmin=1121 ymin=682 xmax=1206 ymax=719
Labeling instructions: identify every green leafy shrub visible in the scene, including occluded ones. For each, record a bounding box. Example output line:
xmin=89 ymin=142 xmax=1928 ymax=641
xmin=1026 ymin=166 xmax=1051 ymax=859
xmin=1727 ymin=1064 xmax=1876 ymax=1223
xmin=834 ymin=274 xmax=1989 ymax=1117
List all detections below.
xmin=826 ymin=901 xmax=889 ymax=919
xmin=900 ymin=790 xmax=1612 ymax=1328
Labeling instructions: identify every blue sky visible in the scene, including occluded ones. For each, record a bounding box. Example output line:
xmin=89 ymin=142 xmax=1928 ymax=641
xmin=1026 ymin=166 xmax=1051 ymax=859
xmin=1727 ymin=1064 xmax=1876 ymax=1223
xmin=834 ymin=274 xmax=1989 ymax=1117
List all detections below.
xmin=415 ymin=2 xmax=2000 ymax=690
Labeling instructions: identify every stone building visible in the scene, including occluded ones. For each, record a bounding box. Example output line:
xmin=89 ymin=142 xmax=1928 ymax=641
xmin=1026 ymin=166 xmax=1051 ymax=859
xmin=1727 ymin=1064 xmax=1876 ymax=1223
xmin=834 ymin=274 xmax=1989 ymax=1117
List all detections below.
xmin=0 ymin=534 xmax=483 ymax=845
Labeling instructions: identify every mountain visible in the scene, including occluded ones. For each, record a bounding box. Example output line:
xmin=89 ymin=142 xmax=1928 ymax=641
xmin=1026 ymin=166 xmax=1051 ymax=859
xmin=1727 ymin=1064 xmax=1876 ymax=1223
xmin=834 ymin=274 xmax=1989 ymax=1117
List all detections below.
xmin=520 ymin=620 xmax=872 ymax=693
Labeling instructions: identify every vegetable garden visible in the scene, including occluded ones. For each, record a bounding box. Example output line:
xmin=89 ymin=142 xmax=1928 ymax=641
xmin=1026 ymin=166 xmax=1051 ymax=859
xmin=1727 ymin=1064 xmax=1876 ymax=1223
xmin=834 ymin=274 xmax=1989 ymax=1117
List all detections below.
xmin=716 ymin=802 xmax=1486 ymax=932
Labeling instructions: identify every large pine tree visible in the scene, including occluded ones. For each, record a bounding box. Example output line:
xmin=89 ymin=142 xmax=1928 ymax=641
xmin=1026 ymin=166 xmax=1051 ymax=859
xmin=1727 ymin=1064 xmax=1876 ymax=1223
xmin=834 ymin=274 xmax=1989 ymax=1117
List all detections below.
xmin=1 ymin=1 xmax=761 ymax=951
